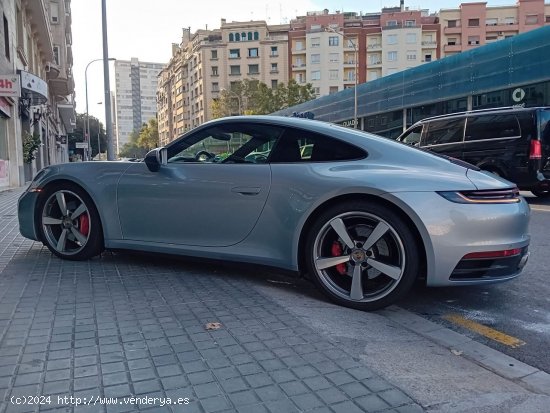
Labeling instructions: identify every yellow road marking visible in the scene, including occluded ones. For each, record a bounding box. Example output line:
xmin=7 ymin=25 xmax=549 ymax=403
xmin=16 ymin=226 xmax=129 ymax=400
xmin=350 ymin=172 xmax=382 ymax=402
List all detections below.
xmin=443 ymin=314 xmax=526 ymax=348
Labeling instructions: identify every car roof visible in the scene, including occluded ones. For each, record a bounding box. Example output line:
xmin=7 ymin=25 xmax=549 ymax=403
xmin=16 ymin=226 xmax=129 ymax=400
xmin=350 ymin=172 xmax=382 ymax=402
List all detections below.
xmin=413 ymin=106 xmax=549 ymax=124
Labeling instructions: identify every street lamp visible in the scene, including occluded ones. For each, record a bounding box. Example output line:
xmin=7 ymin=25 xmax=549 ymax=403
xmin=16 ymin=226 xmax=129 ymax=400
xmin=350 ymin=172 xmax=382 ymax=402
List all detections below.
xmin=326 ymin=27 xmax=358 ymax=128
xmin=85 ymin=57 xmax=115 ymax=161
xmin=96 ymin=102 xmax=103 ymax=160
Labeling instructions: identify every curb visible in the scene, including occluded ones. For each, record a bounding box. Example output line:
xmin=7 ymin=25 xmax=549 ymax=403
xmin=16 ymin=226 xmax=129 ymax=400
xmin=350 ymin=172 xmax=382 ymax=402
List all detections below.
xmin=380 ymin=306 xmax=550 ymax=396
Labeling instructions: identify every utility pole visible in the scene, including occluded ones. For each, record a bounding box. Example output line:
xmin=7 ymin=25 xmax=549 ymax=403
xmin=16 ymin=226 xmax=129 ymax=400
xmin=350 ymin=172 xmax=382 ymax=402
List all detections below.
xmin=101 ymin=0 xmax=115 ymax=160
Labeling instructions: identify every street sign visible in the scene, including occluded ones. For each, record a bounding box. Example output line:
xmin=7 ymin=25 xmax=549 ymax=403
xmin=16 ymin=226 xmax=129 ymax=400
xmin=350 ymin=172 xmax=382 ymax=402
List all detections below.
xmin=0 ymin=75 xmax=20 ymax=97
xmin=75 ymin=142 xmax=89 ymax=149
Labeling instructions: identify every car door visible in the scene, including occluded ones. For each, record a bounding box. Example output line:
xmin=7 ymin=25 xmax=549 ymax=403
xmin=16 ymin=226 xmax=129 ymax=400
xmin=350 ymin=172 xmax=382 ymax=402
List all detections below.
xmin=420 ymin=118 xmax=465 ymax=160
xmin=116 ymin=122 xmax=282 ymax=247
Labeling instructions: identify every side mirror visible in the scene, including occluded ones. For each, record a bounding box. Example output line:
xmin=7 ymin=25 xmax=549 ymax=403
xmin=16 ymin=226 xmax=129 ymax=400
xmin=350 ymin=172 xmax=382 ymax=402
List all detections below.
xmin=144 ymin=148 xmax=166 ymax=172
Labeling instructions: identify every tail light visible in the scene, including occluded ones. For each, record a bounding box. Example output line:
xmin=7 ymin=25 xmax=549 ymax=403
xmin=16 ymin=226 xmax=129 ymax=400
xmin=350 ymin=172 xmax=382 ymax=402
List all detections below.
xmin=463 ymin=248 xmax=522 ymax=259
xmin=530 ymin=140 xmax=542 ymax=159
xmin=438 ymin=187 xmax=520 ymax=204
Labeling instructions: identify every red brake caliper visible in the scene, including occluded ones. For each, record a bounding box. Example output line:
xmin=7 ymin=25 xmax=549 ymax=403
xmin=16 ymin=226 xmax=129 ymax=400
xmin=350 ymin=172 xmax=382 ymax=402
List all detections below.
xmin=331 ymin=241 xmax=347 ymax=275
xmin=79 ymin=214 xmax=90 ymax=236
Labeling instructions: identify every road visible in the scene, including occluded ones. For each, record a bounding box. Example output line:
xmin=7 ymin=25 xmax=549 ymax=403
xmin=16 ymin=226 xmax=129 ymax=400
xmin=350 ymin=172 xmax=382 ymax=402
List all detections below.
xmin=400 ymin=192 xmax=550 ymax=374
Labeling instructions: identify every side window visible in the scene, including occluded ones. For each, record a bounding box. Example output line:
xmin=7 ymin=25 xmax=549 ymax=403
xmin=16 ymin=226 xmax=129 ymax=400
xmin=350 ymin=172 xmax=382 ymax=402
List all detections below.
xmin=465 ymin=115 xmax=520 ymax=141
xmin=422 ymin=119 xmax=464 ymax=146
xmin=166 ymin=123 xmax=282 ymax=164
xmin=400 ymin=125 xmax=422 ymax=146
xmin=270 ymin=128 xmax=366 ymax=163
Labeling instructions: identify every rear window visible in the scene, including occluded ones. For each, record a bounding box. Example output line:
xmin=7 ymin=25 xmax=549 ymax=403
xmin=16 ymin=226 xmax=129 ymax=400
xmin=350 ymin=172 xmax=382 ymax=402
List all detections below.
xmin=465 ymin=114 xmax=520 ymax=141
xmin=539 ymin=109 xmax=550 ymax=145
xmin=423 ymin=119 xmax=464 ymax=146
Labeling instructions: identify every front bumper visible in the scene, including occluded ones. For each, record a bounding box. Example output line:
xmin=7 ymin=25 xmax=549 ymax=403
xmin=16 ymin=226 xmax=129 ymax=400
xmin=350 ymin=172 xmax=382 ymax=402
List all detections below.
xmin=18 ymin=189 xmax=41 ymax=241
xmin=389 ymin=191 xmax=530 ymax=287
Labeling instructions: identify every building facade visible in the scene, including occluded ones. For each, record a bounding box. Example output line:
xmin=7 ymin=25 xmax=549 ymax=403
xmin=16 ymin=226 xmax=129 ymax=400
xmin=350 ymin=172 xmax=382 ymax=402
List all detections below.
xmin=440 ymin=0 xmax=550 ymax=57
xmin=0 ymin=0 xmax=75 ymax=190
xmin=157 ymin=20 xmax=289 ymax=145
xmin=288 ymin=5 xmax=439 ymax=97
xmin=113 ymin=58 xmax=164 ymax=153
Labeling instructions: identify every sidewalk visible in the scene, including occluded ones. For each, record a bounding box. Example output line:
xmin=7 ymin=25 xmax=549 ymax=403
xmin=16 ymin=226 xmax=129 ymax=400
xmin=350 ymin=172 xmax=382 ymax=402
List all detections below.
xmin=0 ymin=188 xmax=548 ymax=413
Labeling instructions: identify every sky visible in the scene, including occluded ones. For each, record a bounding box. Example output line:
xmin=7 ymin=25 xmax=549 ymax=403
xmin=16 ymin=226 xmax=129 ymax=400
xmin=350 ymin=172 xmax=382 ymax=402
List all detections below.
xmin=71 ymin=0 xmax=515 ymax=125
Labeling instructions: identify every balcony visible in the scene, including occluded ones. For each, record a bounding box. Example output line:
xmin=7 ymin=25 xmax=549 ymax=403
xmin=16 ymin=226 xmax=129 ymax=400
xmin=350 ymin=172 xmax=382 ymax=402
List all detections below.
xmin=421 ymin=41 xmax=437 ymax=47
xmin=367 ymin=43 xmax=382 ymax=50
xmin=486 ymin=23 xmax=518 ymax=32
xmin=444 ymin=43 xmax=462 ymax=52
xmin=49 ymin=69 xmax=75 ymax=97
xmin=27 ymin=0 xmax=54 ymax=61
xmin=291 ymin=48 xmax=306 ymax=54
xmin=368 ymin=60 xmax=382 ymax=67
xmin=444 ymin=26 xmax=462 ymax=34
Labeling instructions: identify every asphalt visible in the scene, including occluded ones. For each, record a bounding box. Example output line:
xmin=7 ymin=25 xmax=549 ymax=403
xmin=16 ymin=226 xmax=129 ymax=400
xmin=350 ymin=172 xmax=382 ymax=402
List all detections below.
xmin=0 ymin=186 xmax=549 ymax=413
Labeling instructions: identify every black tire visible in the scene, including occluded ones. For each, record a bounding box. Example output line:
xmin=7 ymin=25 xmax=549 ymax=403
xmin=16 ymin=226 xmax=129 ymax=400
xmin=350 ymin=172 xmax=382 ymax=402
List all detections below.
xmin=531 ymin=189 xmax=550 ymax=198
xmin=37 ymin=183 xmax=104 ymax=260
xmin=305 ymin=201 xmax=420 ymax=311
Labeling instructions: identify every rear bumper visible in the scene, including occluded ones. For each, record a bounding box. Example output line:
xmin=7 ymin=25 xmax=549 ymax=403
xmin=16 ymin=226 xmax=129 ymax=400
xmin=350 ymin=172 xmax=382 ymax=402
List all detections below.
xmin=389 ymin=191 xmax=530 ymax=287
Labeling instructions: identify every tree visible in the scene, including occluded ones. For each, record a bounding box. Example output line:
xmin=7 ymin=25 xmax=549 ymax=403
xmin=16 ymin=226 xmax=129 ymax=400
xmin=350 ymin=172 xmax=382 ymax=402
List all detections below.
xmin=211 ymin=79 xmax=315 ymax=119
xmin=118 ymin=131 xmax=148 ymax=159
xmin=137 ymin=118 xmax=159 ymax=150
xmin=71 ymin=113 xmax=107 ymax=159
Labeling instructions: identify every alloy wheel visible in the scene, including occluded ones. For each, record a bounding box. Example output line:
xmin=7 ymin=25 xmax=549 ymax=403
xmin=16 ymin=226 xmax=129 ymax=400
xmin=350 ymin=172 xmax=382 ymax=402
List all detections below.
xmin=312 ymin=211 xmax=406 ymax=303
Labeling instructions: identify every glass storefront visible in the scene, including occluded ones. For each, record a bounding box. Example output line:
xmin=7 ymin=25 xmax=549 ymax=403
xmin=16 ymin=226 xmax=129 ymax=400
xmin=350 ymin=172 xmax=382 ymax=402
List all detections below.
xmin=0 ymin=116 xmax=8 ymax=187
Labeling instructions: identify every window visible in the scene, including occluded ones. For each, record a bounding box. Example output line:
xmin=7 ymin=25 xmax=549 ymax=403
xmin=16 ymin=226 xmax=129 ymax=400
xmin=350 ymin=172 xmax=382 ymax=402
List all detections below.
xmin=295 ymin=41 xmax=304 ymax=51
xmin=424 ymin=54 xmax=432 ymax=62
xmin=50 ymin=2 xmax=59 ymax=23
xmin=270 ymin=63 xmax=278 ymax=73
xmin=329 ymin=86 xmax=338 ymax=94
xmin=269 ymin=129 xmax=366 ymax=163
xmin=329 ymin=53 xmax=339 ymax=62
xmin=328 ymin=36 xmax=339 ymax=46
xmin=311 ymin=54 xmax=320 ymax=64
xmin=254 ymin=32 xmax=259 ymax=40
xmin=235 ymin=33 xmax=240 ymax=41
xmin=406 ymin=51 xmax=416 ymax=60
xmin=406 ymin=33 xmax=416 ymax=44
xmin=311 ymin=37 xmax=320 ymax=47
xmin=387 ymin=20 xmax=397 ymax=27
xmin=211 ymin=50 xmax=218 ymax=59
xmin=387 ymin=51 xmax=397 ymax=61
xmin=311 ymin=24 xmax=321 ymax=30
xmin=211 ymin=66 xmax=218 ymax=76
xmin=423 ymin=119 xmax=464 ymax=146
xmin=311 ymin=70 xmax=321 ymax=80
xmin=53 ymin=45 xmax=60 ymax=65
xmin=229 ymin=33 xmax=234 ymax=42
xmin=400 ymin=125 xmax=422 ymax=145
xmin=167 ymin=123 xmax=283 ymax=164
xmin=270 ymin=46 xmax=278 ymax=56
xmin=448 ymin=38 xmax=457 ymax=46
xmin=504 ymin=17 xmax=516 ymax=25
xmin=229 ymin=49 xmax=240 ymax=58
xmin=468 ymin=36 xmax=480 ymax=45
xmin=486 ymin=18 xmax=498 ymax=26
xmin=465 ymin=115 xmax=520 ymax=141
xmin=271 ymin=79 xmax=278 ymax=89
xmin=448 ymin=20 xmax=457 ymax=28
xmin=248 ymin=48 xmax=258 ymax=57
xmin=329 ymin=70 xmax=339 ymax=80
xmin=525 ymin=14 xmax=538 ymax=24
xmin=3 ymin=14 xmax=9 ymax=60
xmin=387 ymin=34 xmax=397 ymax=45
xmin=230 ymin=65 xmax=240 ymax=75
xmin=405 ymin=20 xmax=415 ymax=27
xmin=248 ymin=64 xmax=259 ymax=74
xmin=248 ymin=32 xmax=253 ymax=41
xmin=211 ymin=82 xmax=219 ymax=92
xmin=468 ymin=18 xmax=479 ymax=27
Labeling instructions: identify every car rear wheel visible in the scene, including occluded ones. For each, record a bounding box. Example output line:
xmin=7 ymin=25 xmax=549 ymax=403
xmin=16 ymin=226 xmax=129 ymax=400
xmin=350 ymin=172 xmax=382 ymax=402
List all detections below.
xmin=38 ymin=185 xmax=104 ymax=260
xmin=305 ymin=202 xmax=419 ymax=311
xmin=531 ymin=189 xmax=550 ymax=198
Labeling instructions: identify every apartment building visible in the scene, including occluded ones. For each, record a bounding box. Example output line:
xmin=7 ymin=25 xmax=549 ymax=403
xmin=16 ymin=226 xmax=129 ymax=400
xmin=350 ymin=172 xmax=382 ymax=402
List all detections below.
xmin=0 ymin=0 xmax=75 ymax=189
xmin=113 ymin=58 xmax=164 ymax=152
xmin=440 ymin=0 xmax=550 ymax=57
xmin=289 ymin=5 xmax=439 ymax=97
xmin=157 ymin=20 xmax=289 ymax=144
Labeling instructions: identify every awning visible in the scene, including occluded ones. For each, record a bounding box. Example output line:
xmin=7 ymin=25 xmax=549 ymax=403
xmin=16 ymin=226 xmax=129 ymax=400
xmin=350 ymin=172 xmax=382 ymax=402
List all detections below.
xmin=19 ymin=70 xmax=48 ymax=105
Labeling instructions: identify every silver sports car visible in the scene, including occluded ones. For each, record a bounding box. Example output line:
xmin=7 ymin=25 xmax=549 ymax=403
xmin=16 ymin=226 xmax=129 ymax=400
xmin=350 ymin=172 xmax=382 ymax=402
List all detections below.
xmin=18 ymin=116 xmax=530 ymax=310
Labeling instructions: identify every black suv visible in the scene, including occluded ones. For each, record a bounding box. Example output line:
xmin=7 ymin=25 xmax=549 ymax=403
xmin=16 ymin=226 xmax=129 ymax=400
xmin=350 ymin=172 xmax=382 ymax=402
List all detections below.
xmin=398 ymin=106 xmax=550 ymax=197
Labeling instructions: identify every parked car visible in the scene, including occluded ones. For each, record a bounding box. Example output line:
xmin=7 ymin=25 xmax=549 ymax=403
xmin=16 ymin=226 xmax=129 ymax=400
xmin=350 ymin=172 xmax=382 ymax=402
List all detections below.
xmin=398 ymin=106 xmax=550 ymax=197
xmin=18 ymin=116 xmax=530 ymax=311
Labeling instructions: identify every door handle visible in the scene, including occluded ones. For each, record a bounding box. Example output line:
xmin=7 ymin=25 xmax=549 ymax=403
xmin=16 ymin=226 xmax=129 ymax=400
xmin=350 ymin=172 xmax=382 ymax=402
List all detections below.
xmin=231 ymin=186 xmax=261 ymax=195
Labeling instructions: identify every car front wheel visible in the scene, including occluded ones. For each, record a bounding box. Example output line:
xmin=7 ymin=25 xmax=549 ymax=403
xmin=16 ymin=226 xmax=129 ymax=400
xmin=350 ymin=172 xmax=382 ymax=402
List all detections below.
xmin=38 ymin=185 xmax=104 ymax=260
xmin=305 ymin=202 xmax=420 ymax=311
